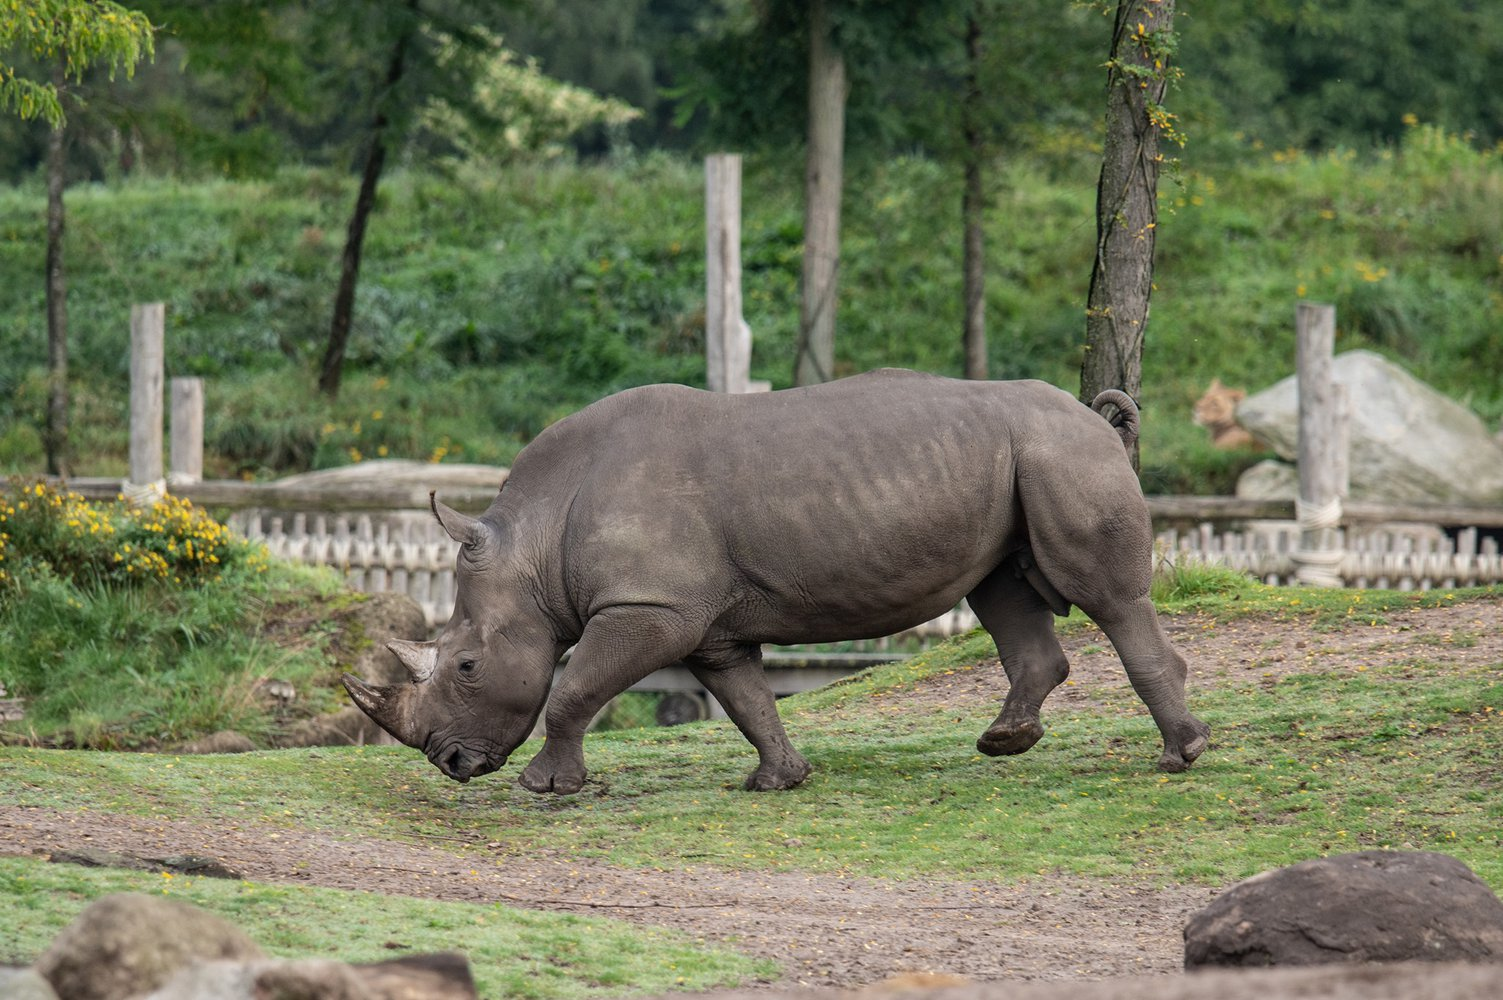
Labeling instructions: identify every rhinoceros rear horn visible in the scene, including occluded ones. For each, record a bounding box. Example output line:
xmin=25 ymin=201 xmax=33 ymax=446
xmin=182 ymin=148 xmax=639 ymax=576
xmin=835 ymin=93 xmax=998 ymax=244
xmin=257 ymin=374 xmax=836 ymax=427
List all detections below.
xmin=386 ymin=638 xmax=437 ymax=683
xmin=342 ymin=674 xmax=420 ymax=748
xmin=430 ymin=492 xmax=488 ymax=549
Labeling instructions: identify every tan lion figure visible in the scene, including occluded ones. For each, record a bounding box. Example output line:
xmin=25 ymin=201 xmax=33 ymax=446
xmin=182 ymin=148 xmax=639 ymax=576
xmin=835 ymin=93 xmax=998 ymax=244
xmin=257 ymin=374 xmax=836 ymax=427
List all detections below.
xmin=1193 ymin=378 xmax=1260 ymax=450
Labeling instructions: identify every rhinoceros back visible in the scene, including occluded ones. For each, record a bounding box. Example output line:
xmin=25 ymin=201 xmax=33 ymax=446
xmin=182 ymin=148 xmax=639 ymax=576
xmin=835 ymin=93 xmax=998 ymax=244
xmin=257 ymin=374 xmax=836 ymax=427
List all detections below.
xmin=512 ymin=370 xmax=1136 ymax=644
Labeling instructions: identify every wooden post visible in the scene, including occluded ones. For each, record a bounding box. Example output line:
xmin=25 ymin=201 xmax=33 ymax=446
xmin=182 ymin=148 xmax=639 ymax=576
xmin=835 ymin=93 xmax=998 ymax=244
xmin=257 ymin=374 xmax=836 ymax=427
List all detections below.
xmin=127 ymin=302 xmax=166 ymax=502
xmin=705 ymin=154 xmax=763 ymax=394
xmin=1293 ymin=302 xmax=1344 ymax=586
xmin=169 ymin=376 xmax=204 ymax=486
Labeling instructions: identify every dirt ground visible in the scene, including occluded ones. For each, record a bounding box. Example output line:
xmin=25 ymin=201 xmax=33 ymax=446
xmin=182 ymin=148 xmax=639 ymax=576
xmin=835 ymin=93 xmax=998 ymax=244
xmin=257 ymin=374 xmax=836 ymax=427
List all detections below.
xmin=2 ymin=597 xmax=1500 ymax=991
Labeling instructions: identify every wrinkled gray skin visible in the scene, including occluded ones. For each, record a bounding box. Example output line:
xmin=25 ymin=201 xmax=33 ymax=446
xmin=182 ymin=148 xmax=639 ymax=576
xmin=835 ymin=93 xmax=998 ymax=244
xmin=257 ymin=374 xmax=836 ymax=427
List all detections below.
xmin=343 ymin=369 xmax=1211 ymax=794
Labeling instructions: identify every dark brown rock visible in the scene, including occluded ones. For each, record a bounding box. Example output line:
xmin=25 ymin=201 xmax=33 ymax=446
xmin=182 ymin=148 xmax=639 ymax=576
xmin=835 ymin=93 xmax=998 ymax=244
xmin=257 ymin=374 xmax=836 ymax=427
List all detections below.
xmin=1183 ymin=851 xmax=1503 ymax=969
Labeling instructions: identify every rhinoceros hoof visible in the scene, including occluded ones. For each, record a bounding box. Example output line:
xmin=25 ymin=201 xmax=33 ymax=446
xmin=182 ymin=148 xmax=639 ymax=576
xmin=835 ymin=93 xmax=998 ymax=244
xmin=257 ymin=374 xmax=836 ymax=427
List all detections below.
xmin=976 ymin=718 xmax=1045 ymax=757
xmin=1158 ymin=719 xmax=1212 ymax=773
xmin=744 ymin=757 xmax=812 ymax=792
xmin=519 ymin=764 xmax=586 ymax=794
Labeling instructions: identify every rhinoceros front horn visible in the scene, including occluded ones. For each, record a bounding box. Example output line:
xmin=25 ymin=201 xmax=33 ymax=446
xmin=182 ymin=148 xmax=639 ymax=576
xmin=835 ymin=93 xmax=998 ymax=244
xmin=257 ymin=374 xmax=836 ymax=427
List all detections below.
xmin=341 ymin=674 xmax=420 ymax=748
xmin=386 ymin=638 xmax=437 ymax=683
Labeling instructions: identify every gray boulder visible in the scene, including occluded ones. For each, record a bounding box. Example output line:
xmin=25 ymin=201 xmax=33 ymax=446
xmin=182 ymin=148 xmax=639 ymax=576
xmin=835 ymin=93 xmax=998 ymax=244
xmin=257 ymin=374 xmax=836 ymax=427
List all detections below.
xmin=0 ymin=967 xmax=60 ymax=1000
xmin=1235 ymin=350 xmax=1503 ymax=504
xmin=1183 ymin=851 xmax=1503 ymax=969
xmin=35 ymin=893 xmax=265 ymax=1000
xmin=144 ymin=953 xmax=477 ymax=999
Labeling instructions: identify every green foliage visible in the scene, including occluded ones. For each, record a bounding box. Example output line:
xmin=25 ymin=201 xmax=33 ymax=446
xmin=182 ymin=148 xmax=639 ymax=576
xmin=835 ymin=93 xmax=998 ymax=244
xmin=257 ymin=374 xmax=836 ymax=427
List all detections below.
xmin=1150 ymin=559 xmax=1262 ymax=606
xmin=1177 ymin=0 xmax=1503 ymax=151
xmin=1 ymin=129 xmax=1500 ymax=487
xmin=0 ymin=0 xmax=154 ymax=125
xmin=419 ymin=27 xmax=641 ymax=165
xmin=0 ymin=856 xmax=769 ymax=996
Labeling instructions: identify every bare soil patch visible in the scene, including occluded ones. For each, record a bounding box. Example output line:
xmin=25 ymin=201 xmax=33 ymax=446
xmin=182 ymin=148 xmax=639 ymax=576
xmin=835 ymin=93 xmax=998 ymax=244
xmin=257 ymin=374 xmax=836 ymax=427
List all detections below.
xmin=2 ymin=598 xmax=1499 ymax=991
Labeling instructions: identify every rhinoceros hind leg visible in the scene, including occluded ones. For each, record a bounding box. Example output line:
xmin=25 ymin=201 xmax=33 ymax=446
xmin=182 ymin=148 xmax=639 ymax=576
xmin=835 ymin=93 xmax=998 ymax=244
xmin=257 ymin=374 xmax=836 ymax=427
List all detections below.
xmin=1078 ymin=594 xmax=1211 ymax=772
xmin=687 ymin=643 xmax=812 ymax=791
xmin=968 ymin=561 xmax=1071 ymax=758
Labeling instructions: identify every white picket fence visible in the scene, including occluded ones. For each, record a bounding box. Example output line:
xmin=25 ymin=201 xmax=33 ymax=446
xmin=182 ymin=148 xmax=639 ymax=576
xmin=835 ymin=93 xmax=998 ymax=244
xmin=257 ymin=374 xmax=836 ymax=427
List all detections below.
xmin=1156 ymin=522 xmax=1503 ymax=590
xmin=232 ymin=511 xmax=460 ymax=627
xmin=232 ymin=510 xmax=1501 ymax=632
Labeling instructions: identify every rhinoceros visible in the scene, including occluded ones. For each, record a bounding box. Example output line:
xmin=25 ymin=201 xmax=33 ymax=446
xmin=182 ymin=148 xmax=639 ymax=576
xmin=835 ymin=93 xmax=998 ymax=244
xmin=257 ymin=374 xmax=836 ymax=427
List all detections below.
xmin=343 ymin=368 xmax=1210 ymax=794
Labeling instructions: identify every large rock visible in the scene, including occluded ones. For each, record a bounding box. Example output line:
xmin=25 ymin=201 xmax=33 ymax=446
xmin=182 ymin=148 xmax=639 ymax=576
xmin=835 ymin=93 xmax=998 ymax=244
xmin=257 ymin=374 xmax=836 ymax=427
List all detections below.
xmin=1235 ymin=350 xmax=1503 ymax=504
xmin=30 ymin=893 xmax=477 ymax=1000
xmin=0 ymin=967 xmax=60 ymax=1000
xmin=1183 ymin=851 xmax=1503 ymax=969
xmin=272 ymin=591 xmax=427 ymax=749
xmin=144 ymin=953 xmax=477 ymax=999
xmin=36 ymin=893 xmax=265 ymax=1000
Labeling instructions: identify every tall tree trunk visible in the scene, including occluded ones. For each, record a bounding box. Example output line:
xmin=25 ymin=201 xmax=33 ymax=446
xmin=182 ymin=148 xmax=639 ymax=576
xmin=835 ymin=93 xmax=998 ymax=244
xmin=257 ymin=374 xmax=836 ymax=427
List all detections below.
xmin=319 ymin=8 xmax=415 ymax=400
xmin=44 ymin=57 xmax=70 ymax=477
xmin=1081 ymin=0 xmax=1176 ymax=469
xmin=794 ymin=0 xmax=847 ymax=386
xmin=960 ymin=7 xmax=987 ymax=381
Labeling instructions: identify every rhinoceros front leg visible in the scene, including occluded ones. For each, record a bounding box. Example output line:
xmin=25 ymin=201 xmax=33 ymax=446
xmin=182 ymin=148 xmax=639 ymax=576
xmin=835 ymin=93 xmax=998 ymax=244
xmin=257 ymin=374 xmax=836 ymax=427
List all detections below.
xmin=968 ymin=562 xmax=1071 ymax=758
xmin=520 ymin=605 xmax=704 ymax=794
xmin=686 ymin=642 xmax=811 ymax=791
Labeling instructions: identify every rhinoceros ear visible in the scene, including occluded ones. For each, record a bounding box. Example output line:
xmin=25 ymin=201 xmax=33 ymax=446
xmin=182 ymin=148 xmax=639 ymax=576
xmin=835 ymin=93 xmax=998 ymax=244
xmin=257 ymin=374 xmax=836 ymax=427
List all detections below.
xmin=386 ymin=638 xmax=437 ymax=683
xmin=430 ymin=492 xmax=490 ymax=549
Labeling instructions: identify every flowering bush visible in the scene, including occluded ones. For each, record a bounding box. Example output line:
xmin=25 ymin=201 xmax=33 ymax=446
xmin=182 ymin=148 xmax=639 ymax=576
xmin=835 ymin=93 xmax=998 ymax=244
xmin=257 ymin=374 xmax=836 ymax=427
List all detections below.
xmin=0 ymin=481 xmax=266 ymax=591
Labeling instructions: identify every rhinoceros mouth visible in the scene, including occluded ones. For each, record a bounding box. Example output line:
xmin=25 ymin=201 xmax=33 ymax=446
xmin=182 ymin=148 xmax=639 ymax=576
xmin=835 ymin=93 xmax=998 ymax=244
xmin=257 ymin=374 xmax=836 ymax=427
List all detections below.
xmin=428 ymin=741 xmax=507 ymax=783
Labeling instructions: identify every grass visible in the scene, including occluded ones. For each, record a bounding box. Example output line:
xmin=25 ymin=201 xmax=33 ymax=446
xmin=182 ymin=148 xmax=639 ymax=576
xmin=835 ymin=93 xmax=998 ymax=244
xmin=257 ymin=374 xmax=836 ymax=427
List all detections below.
xmin=3 ymin=589 xmax=1499 ymax=894
xmin=0 ymin=856 xmax=770 ymax=998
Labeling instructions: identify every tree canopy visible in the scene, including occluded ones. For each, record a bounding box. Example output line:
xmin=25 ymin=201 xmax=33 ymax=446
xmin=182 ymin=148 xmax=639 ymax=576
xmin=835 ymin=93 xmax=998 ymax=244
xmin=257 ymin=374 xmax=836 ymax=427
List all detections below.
xmin=0 ymin=0 xmax=153 ymax=126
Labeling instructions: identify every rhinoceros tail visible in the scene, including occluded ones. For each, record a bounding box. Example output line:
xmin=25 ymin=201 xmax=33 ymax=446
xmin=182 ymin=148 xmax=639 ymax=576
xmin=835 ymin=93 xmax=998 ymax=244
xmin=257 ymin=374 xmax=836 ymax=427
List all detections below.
xmin=1090 ymin=389 xmax=1140 ymax=453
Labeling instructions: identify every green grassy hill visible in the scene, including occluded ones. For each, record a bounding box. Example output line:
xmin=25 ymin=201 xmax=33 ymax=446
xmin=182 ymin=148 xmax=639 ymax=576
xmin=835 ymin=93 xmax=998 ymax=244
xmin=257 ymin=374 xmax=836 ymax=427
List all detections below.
xmin=1 ymin=123 xmax=1499 ymax=493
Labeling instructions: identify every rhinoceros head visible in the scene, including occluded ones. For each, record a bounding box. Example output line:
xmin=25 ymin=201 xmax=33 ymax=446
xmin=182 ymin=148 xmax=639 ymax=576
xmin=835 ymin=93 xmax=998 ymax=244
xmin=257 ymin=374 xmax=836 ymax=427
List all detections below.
xmin=342 ymin=495 xmax=561 ymax=783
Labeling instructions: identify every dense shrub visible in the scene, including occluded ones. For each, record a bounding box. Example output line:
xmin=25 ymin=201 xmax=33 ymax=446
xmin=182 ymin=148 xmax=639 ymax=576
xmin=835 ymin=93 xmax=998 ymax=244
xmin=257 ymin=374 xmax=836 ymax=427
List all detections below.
xmin=0 ymin=481 xmax=265 ymax=591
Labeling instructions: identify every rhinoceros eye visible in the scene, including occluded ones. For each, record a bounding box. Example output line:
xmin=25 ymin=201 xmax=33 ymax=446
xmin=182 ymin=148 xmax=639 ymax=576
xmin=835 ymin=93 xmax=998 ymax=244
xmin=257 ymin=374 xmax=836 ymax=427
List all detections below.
xmin=458 ymin=659 xmax=477 ymax=675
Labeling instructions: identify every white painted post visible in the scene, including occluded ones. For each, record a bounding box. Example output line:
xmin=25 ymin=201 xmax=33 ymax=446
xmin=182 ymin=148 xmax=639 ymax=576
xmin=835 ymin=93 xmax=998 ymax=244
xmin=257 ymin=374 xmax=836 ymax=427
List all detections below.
xmin=1293 ymin=302 xmax=1344 ymax=586
xmin=127 ymin=302 xmax=166 ymax=504
xmin=169 ymin=376 xmax=204 ymax=486
xmin=705 ymin=154 xmax=768 ymax=394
